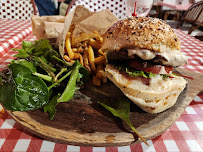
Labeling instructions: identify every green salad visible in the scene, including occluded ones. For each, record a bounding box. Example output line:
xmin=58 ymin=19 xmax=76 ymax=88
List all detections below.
xmin=0 ymin=40 xmax=89 ymax=120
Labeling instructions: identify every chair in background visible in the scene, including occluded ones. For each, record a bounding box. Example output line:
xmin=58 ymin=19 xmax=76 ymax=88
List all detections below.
xmin=59 ymin=2 xmax=69 ymax=16
xmin=162 ymin=0 xmax=179 ymax=20
xmin=162 ymin=0 xmax=192 ymax=21
xmin=65 ymin=0 xmax=127 ymax=19
xmin=0 ymin=0 xmax=38 ymax=20
xmin=148 ymin=0 xmax=162 ymax=18
xmin=177 ymin=1 xmax=203 ymax=34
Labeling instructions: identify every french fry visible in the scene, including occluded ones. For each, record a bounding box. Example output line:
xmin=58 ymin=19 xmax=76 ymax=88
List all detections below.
xmin=83 ymin=49 xmax=91 ymax=73
xmin=65 ymin=32 xmax=74 ymax=59
xmin=72 ymin=48 xmax=78 ymax=52
xmin=92 ymin=75 xmax=101 ymax=87
xmin=73 ymin=42 xmax=83 ymax=48
xmin=64 ymin=55 xmax=71 ymax=62
xmin=78 ymin=46 xmax=84 ymax=53
xmin=93 ymin=31 xmax=103 ymax=44
xmin=72 ymin=31 xmax=102 ymax=46
xmin=73 ymin=53 xmax=80 ymax=59
xmin=96 ymin=64 xmax=105 ymax=79
xmin=72 ymin=47 xmax=84 ymax=53
xmin=94 ymin=55 xmax=106 ymax=64
xmin=89 ymin=38 xmax=103 ymax=50
xmin=87 ymin=45 xmax=96 ymax=71
xmin=70 ymin=60 xmax=76 ymax=64
xmin=102 ymin=77 xmax=107 ymax=83
xmin=79 ymin=54 xmax=84 ymax=66
xmin=83 ymin=41 xmax=88 ymax=48
xmin=98 ymin=49 xmax=105 ymax=56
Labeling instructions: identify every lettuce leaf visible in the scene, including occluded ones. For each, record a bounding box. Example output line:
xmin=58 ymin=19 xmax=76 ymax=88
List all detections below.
xmin=117 ymin=64 xmax=167 ymax=79
xmin=117 ymin=65 xmax=156 ymax=78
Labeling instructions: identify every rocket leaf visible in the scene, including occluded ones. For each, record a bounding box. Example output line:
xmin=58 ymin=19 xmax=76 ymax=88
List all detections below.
xmin=98 ymin=97 xmax=149 ymax=145
xmin=44 ymin=94 xmax=60 ymax=120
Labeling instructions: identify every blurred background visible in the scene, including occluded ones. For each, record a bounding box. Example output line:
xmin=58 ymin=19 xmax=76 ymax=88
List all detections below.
xmin=35 ymin=0 xmax=203 ymax=41
xmin=0 ymin=0 xmax=202 ymax=41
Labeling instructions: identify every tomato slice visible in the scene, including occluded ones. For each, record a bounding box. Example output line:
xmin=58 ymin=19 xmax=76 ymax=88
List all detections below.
xmin=128 ymin=60 xmax=173 ymax=74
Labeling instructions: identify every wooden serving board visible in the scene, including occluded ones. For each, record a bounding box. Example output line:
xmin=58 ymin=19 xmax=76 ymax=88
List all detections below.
xmin=6 ymin=68 xmax=203 ymax=147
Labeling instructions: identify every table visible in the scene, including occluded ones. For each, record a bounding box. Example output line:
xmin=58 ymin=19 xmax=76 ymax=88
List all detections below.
xmin=157 ymin=2 xmax=192 ymax=21
xmin=157 ymin=2 xmax=192 ymax=11
xmin=0 ymin=19 xmax=33 ymax=70
xmin=0 ymin=18 xmax=203 ymax=152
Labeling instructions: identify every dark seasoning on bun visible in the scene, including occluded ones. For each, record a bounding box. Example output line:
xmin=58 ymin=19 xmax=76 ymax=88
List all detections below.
xmin=101 ymin=16 xmax=188 ymax=113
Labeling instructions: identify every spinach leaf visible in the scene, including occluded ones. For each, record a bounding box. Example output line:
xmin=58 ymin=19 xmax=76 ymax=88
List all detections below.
xmin=12 ymin=59 xmax=53 ymax=82
xmin=98 ymin=98 xmax=149 ymax=145
xmin=0 ymin=76 xmax=16 ymax=109
xmin=0 ymin=63 xmax=49 ymax=111
xmin=44 ymin=94 xmax=60 ymax=120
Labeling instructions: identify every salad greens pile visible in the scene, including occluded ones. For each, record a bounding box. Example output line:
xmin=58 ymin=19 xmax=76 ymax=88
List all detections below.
xmin=0 ymin=40 xmax=88 ymax=120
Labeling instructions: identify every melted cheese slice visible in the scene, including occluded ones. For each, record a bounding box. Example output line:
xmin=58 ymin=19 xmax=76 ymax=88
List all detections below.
xmin=127 ymin=48 xmax=188 ymax=66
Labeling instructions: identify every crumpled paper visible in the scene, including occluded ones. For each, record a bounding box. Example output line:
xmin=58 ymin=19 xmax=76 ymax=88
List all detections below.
xmin=32 ymin=15 xmax=65 ymax=40
xmin=58 ymin=5 xmax=118 ymax=58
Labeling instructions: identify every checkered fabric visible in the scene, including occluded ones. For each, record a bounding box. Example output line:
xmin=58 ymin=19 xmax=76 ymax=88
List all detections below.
xmin=0 ymin=19 xmax=203 ymax=152
xmin=0 ymin=0 xmax=38 ymax=20
xmin=174 ymin=29 xmax=203 ymax=73
xmin=68 ymin=0 xmax=128 ymax=19
xmin=0 ymin=19 xmax=32 ymax=70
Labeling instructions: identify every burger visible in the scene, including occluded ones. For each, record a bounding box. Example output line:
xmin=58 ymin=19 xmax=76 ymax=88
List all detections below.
xmin=101 ymin=16 xmax=188 ymax=113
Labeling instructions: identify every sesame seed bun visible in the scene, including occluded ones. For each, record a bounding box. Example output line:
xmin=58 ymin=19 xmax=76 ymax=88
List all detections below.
xmin=101 ymin=16 xmax=181 ymax=53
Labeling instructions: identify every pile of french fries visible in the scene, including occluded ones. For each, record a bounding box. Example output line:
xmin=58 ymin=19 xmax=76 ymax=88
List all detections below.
xmin=64 ymin=30 xmax=107 ymax=86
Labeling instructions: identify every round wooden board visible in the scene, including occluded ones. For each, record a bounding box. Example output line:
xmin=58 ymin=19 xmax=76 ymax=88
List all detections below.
xmin=6 ymin=68 xmax=203 ymax=147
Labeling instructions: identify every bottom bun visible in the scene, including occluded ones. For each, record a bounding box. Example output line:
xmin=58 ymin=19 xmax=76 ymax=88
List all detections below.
xmin=105 ymin=64 xmax=187 ymax=113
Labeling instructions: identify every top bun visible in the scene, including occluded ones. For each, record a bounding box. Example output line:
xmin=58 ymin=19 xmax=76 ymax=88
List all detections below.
xmin=101 ymin=17 xmax=181 ymax=53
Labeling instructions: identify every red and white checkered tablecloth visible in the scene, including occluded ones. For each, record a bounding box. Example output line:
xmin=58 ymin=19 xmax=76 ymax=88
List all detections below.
xmin=0 ymin=19 xmax=203 ymax=152
xmin=0 ymin=19 xmax=32 ymax=56
xmin=0 ymin=19 xmax=33 ymax=71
